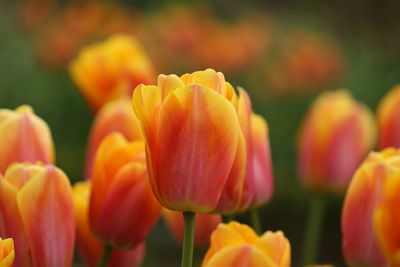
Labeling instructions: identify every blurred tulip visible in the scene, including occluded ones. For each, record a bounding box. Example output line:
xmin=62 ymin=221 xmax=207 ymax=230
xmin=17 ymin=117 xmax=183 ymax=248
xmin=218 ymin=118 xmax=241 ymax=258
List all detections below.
xmin=377 ymin=85 xmax=400 ymax=149
xmin=0 ymin=237 xmax=14 ymax=267
xmin=70 ymin=34 xmax=155 ymax=111
xmin=163 ymin=209 xmax=221 ymax=247
xmin=0 ymin=105 xmax=54 ymax=174
xmin=374 ymin=159 xmax=400 ymax=266
xmin=202 ymin=221 xmax=290 ymax=267
xmin=132 ymin=68 xmax=246 ymax=213
xmin=341 ymin=149 xmax=400 ymax=266
xmin=89 ymin=133 xmax=161 ymax=248
xmin=85 ymin=98 xmax=143 ymax=178
xmin=19 ymin=0 xmax=53 ymax=29
xmin=73 ymin=181 xmax=145 ymax=267
xmin=298 ymin=90 xmax=375 ymax=192
xmin=0 ymin=163 xmax=75 ymax=267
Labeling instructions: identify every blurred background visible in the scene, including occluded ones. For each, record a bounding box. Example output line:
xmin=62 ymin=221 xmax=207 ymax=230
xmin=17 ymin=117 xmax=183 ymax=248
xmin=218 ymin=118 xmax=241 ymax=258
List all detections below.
xmin=1 ymin=0 xmax=399 ymax=266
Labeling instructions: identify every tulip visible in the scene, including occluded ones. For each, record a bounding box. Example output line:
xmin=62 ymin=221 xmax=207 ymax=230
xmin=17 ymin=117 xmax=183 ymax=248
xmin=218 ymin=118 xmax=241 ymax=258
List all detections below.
xmin=133 ymin=68 xmax=246 ymax=267
xmin=132 ymin=68 xmax=246 ymax=213
xmin=0 ymin=237 xmax=14 ymax=267
xmin=377 ymin=85 xmax=400 ymax=149
xmin=163 ymin=209 xmax=221 ymax=247
xmin=0 ymin=105 xmax=54 ymax=174
xmin=0 ymin=163 xmax=75 ymax=267
xmin=341 ymin=148 xmax=400 ymax=266
xmin=298 ymin=90 xmax=376 ymax=192
xmin=89 ymin=133 xmax=161 ymax=249
xmin=73 ymin=181 xmax=144 ymax=267
xmin=202 ymin=221 xmax=290 ymax=267
xmin=69 ymin=34 xmax=155 ymax=111
xmin=84 ymin=98 xmax=143 ymax=178
xmin=374 ymin=158 xmax=400 ymax=266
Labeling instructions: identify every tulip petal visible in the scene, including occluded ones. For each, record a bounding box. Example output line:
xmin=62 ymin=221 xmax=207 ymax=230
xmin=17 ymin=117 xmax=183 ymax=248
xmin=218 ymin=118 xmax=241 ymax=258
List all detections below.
xmin=0 ymin=178 xmax=31 ymax=267
xmin=374 ymin=173 xmax=400 ymax=266
xmin=0 ymin=107 xmax=54 ymax=173
xmin=204 ymin=244 xmax=277 ymax=267
xmin=17 ymin=166 xmax=75 ymax=267
xmin=256 ymin=231 xmax=290 ymax=267
xmin=250 ymin=114 xmax=274 ymax=207
xmin=216 ymin=130 xmax=247 ymax=214
xmin=152 ymin=84 xmax=240 ymax=212
xmin=342 ymin=161 xmax=388 ymax=266
xmin=0 ymin=238 xmax=15 ymax=267
xmin=157 ymin=74 xmax=184 ymax=98
xmin=85 ymin=98 xmax=143 ymax=178
xmin=94 ymin=162 xmax=161 ymax=248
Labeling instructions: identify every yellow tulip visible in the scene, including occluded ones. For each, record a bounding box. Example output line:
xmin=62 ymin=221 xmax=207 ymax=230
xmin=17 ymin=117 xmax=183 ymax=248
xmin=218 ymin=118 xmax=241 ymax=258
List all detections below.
xmin=70 ymin=34 xmax=155 ymax=111
xmin=202 ymin=221 xmax=290 ymax=267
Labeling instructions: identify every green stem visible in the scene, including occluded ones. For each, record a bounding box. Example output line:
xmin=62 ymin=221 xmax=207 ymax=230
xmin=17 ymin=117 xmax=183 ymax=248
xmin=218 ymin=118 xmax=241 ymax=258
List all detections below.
xmin=250 ymin=208 xmax=262 ymax=234
xmin=97 ymin=244 xmax=113 ymax=267
xmin=181 ymin=212 xmax=196 ymax=267
xmin=302 ymin=194 xmax=326 ymax=266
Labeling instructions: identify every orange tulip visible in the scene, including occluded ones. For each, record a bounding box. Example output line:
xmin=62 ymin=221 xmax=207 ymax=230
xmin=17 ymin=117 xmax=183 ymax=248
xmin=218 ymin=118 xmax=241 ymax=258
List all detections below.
xmin=374 ymin=158 xmax=400 ymax=266
xmin=0 ymin=237 xmax=14 ymax=267
xmin=0 ymin=163 xmax=75 ymax=267
xmin=163 ymin=209 xmax=221 ymax=247
xmin=69 ymin=34 xmax=155 ymax=111
xmin=73 ymin=181 xmax=144 ymax=267
xmin=202 ymin=221 xmax=290 ymax=267
xmin=341 ymin=149 xmax=400 ymax=266
xmin=132 ymin=69 xmax=247 ymax=213
xmin=298 ymin=90 xmax=375 ymax=192
xmin=84 ymin=98 xmax=143 ymax=178
xmin=377 ymin=85 xmax=400 ymax=150
xmin=0 ymin=105 xmax=54 ymax=174
xmin=89 ymin=133 xmax=162 ymax=248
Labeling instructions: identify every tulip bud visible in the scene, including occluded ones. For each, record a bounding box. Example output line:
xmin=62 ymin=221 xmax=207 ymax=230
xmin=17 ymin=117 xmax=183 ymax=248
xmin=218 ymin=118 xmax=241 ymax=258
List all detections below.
xmin=202 ymin=221 xmax=291 ymax=267
xmin=298 ymin=90 xmax=375 ymax=192
xmin=341 ymin=149 xmax=400 ymax=266
xmin=73 ymin=181 xmax=144 ymax=267
xmin=85 ymin=98 xmax=143 ymax=178
xmin=377 ymin=85 xmax=400 ymax=149
xmin=0 ymin=105 xmax=54 ymax=174
xmin=132 ymin=69 xmax=246 ymax=213
xmin=374 ymin=160 xmax=400 ymax=266
xmin=0 ymin=237 xmax=14 ymax=267
xmin=89 ymin=133 xmax=162 ymax=248
xmin=69 ymin=34 xmax=155 ymax=111
xmin=0 ymin=163 xmax=75 ymax=267
xmin=163 ymin=209 xmax=221 ymax=247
